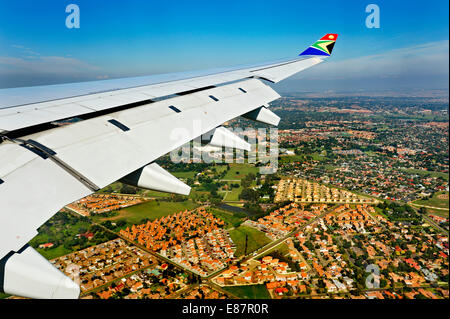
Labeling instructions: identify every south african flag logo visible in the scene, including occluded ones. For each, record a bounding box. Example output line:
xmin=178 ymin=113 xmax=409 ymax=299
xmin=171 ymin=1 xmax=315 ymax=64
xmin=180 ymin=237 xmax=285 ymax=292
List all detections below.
xmin=299 ymin=34 xmax=338 ymax=56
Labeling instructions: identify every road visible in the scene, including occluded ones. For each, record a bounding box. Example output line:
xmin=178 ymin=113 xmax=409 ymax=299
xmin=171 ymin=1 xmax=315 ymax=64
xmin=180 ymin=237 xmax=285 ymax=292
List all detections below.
xmin=406 ymin=205 xmax=448 ymax=234
xmin=421 ymin=214 xmax=448 ymax=234
xmin=409 ymin=203 xmax=449 ymax=211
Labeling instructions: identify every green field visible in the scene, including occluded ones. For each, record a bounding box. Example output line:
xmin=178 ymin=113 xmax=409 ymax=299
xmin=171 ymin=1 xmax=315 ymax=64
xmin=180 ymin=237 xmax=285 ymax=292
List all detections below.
xmin=220 ymin=163 xmax=260 ymax=201
xmin=223 ymin=284 xmax=271 ymax=299
xmin=227 ymin=186 xmax=242 ymax=201
xmin=143 ymin=190 xmax=172 ymax=198
xmin=229 ymin=225 xmax=271 ymax=257
xmin=208 ymin=207 xmax=245 ymax=228
xmin=36 ymin=245 xmax=73 ymax=260
xmin=279 ymin=155 xmax=302 ymax=164
xmin=364 ymin=151 xmax=378 ymax=157
xmin=426 ymin=208 xmax=449 ymax=218
xmin=172 ymin=171 xmax=198 ymax=179
xmin=91 ymin=200 xmax=199 ymax=225
xmin=259 ymin=242 xmax=290 ymax=258
xmin=223 ymin=164 xmax=259 ymax=180
xmin=413 ymin=191 xmax=449 ymax=210
xmin=402 ymin=168 xmax=449 ymax=181
xmin=279 ymin=152 xmax=326 ymax=164
xmin=221 ymin=183 xmax=243 ymax=201
xmin=214 ymin=164 xmax=229 ymax=175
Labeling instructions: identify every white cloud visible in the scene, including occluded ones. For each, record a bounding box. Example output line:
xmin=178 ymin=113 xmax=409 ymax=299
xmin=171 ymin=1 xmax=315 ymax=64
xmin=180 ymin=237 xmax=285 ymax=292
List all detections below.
xmin=0 ymin=55 xmax=100 ymax=75
xmin=297 ymin=40 xmax=449 ymax=80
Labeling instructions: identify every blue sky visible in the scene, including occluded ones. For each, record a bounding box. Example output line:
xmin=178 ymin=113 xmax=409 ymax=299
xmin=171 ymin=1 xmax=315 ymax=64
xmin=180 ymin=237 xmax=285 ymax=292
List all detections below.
xmin=0 ymin=0 xmax=448 ymax=92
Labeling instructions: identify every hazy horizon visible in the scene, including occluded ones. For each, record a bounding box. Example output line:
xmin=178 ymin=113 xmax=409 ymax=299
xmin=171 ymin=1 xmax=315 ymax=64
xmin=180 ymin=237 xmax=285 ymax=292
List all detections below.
xmin=1 ymin=0 xmax=448 ymax=94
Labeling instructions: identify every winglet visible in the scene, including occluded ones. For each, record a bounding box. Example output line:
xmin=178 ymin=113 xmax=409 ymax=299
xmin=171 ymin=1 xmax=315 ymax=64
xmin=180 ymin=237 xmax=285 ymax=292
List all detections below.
xmin=299 ymin=33 xmax=338 ymax=56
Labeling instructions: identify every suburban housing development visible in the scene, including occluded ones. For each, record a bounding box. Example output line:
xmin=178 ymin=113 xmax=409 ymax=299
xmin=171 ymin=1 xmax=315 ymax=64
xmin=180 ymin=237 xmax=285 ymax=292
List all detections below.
xmin=3 ymin=96 xmax=448 ymax=300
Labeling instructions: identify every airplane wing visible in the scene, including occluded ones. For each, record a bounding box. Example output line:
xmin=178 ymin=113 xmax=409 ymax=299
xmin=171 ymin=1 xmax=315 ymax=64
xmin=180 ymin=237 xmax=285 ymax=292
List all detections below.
xmin=0 ymin=34 xmax=338 ymax=299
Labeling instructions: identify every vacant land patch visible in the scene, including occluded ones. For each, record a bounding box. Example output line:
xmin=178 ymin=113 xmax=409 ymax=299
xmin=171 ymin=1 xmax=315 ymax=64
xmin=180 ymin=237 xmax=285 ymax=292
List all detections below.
xmin=413 ymin=191 xmax=449 ymax=210
xmin=223 ymin=284 xmax=271 ymax=299
xmin=91 ymin=200 xmax=199 ymax=225
xmin=229 ymin=225 xmax=271 ymax=257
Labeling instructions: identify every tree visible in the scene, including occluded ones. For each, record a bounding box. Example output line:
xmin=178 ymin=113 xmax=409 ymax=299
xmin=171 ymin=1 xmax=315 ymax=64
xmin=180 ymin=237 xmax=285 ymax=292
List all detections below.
xmin=241 ymin=179 xmax=251 ymax=189
xmin=240 ymin=188 xmax=259 ymax=202
xmin=120 ymin=184 xmax=137 ymax=194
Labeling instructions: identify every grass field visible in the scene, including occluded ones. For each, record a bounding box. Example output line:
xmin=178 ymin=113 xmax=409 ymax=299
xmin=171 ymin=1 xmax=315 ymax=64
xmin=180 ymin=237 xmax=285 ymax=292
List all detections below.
xmin=426 ymin=208 xmax=449 ymax=218
xmin=143 ymin=190 xmax=172 ymax=198
xmin=91 ymin=200 xmax=199 ymax=225
xmin=229 ymin=225 xmax=271 ymax=257
xmin=220 ymin=163 xmax=260 ymax=201
xmin=279 ymin=152 xmax=326 ymax=164
xmin=214 ymin=164 xmax=229 ymax=174
xmin=208 ymin=207 xmax=245 ymax=228
xmin=402 ymin=168 xmax=449 ymax=181
xmin=413 ymin=191 xmax=449 ymax=209
xmin=227 ymin=186 xmax=242 ymax=201
xmin=223 ymin=284 xmax=271 ymax=299
xmin=223 ymin=164 xmax=259 ymax=180
xmin=36 ymin=246 xmax=73 ymax=260
xmin=259 ymin=242 xmax=290 ymax=258
xmin=172 ymin=171 xmax=198 ymax=179
xmin=279 ymin=155 xmax=302 ymax=164
xmin=220 ymin=183 xmax=243 ymax=201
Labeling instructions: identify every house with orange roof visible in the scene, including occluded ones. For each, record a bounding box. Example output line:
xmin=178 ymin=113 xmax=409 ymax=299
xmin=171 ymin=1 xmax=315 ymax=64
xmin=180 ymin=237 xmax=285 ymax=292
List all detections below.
xmin=274 ymin=287 xmax=288 ymax=296
xmin=97 ymin=290 xmax=114 ymax=299
xmin=299 ymin=272 xmax=309 ymax=280
xmin=130 ymin=282 xmax=143 ymax=292
xmin=262 ymin=256 xmax=273 ymax=264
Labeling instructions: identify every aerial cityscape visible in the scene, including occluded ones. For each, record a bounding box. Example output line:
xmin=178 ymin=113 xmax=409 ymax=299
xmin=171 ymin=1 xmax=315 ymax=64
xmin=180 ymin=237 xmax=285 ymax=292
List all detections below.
xmin=2 ymin=95 xmax=447 ymax=300
xmin=0 ymin=2 xmax=448 ymax=313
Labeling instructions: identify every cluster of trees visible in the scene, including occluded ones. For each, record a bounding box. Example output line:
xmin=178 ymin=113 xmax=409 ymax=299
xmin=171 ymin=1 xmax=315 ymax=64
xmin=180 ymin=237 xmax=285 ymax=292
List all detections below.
xmin=243 ymin=202 xmax=264 ymax=216
xmin=119 ymin=184 xmax=139 ymax=194
xmin=239 ymin=173 xmax=260 ymax=205
xmin=156 ymin=157 xmax=220 ymax=173
xmin=240 ymin=188 xmax=259 ymax=202
xmin=377 ymin=201 xmax=422 ymax=224
xmin=32 ymin=211 xmax=116 ymax=252
xmin=266 ymin=251 xmax=301 ymax=272
xmin=98 ymin=182 xmax=141 ymax=195
xmin=62 ymin=225 xmax=117 ymax=251
xmin=239 ymin=173 xmax=278 ymax=204
xmin=31 ymin=209 xmax=124 ymax=254
xmin=101 ymin=219 xmax=127 ymax=231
